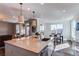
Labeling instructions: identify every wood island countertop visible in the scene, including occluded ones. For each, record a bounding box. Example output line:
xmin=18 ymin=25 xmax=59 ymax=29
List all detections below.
xmin=4 ymin=37 xmax=49 ymax=54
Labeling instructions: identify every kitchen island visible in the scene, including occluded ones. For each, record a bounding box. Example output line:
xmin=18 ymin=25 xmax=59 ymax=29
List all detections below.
xmin=4 ymin=37 xmax=49 ymax=56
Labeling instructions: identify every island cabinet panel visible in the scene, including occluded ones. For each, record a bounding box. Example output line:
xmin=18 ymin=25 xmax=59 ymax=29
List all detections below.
xmin=5 ymin=43 xmax=38 ymax=56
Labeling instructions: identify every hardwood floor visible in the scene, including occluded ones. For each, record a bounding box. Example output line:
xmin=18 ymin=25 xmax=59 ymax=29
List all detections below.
xmin=52 ymin=41 xmax=79 ymax=56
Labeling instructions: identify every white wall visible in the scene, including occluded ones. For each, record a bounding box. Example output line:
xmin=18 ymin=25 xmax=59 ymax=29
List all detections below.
xmin=37 ymin=18 xmax=71 ymax=40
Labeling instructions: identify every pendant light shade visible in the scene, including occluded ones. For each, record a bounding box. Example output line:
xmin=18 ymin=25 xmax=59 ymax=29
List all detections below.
xmin=18 ymin=15 xmax=24 ymax=23
xmin=18 ymin=3 xmax=24 ymax=23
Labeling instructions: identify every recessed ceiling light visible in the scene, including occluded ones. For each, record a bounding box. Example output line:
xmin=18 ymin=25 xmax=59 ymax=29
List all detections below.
xmin=40 ymin=3 xmax=44 ymax=5
xmin=27 ymin=8 xmax=31 ymax=11
xmin=62 ymin=10 xmax=66 ymax=13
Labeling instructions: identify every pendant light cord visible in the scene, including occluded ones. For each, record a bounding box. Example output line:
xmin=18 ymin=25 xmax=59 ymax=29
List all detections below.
xmin=19 ymin=3 xmax=23 ymax=16
xmin=32 ymin=11 xmax=35 ymax=18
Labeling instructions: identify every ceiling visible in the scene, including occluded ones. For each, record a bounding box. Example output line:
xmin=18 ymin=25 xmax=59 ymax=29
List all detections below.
xmin=0 ymin=3 xmax=79 ymax=22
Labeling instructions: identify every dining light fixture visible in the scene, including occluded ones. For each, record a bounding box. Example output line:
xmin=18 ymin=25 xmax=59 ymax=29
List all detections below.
xmin=18 ymin=3 xmax=24 ymax=23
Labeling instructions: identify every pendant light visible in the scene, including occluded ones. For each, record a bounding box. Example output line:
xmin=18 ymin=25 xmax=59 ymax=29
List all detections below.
xmin=18 ymin=3 xmax=24 ymax=24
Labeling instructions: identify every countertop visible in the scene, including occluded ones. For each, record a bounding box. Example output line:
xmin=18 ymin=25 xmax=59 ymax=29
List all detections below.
xmin=4 ymin=36 xmax=49 ymax=53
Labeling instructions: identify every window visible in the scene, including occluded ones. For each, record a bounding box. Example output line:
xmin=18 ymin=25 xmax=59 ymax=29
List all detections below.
xmin=26 ymin=26 xmax=29 ymax=35
xmin=21 ymin=26 xmax=25 ymax=35
xmin=16 ymin=24 xmax=20 ymax=34
xmin=40 ymin=24 xmax=44 ymax=31
xmin=51 ymin=25 xmax=56 ymax=30
xmin=51 ymin=24 xmax=63 ymax=30
xmin=16 ymin=24 xmax=25 ymax=35
xmin=71 ymin=20 xmax=76 ymax=39
xmin=56 ymin=24 xmax=63 ymax=29
xmin=50 ymin=24 xmax=63 ymax=34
